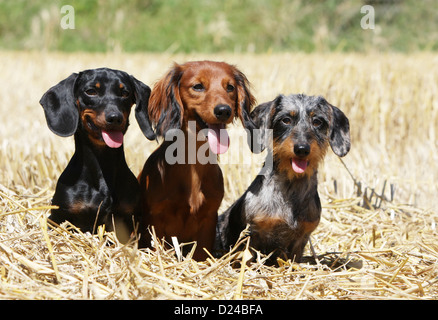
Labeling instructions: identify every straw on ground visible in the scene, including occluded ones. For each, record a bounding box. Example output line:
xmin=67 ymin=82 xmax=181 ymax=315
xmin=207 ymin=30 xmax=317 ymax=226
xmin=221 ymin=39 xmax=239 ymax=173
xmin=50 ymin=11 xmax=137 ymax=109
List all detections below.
xmin=0 ymin=52 xmax=437 ymax=299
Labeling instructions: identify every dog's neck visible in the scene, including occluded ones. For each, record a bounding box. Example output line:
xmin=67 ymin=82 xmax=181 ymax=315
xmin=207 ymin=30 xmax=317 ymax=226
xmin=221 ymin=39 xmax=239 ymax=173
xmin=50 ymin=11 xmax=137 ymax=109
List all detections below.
xmin=156 ymin=128 xmax=222 ymax=215
xmin=262 ymin=156 xmax=319 ymax=200
xmin=73 ymin=131 xmax=126 ymax=181
xmin=245 ymin=161 xmax=320 ymax=225
xmin=161 ymin=125 xmax=219 ymax=168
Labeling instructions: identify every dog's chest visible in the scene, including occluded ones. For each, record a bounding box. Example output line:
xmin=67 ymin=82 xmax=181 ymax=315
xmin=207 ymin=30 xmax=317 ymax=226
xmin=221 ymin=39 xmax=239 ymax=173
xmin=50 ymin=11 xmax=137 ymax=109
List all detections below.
xmin=244 ymin=176 xmax=320 ymax=228
xmin=244 ymin=179 xmax=293 ymax=223
xmin=243 ymin=179 xmax=320 ymax=253
xmin=186 ymin=164 xmax=224 ymax=215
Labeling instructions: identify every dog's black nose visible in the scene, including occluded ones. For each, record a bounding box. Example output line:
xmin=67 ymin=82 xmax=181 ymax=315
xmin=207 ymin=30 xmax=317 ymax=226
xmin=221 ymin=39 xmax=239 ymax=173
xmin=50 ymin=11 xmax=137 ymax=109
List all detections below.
xmin=214 ymin=105 xmax=232 ymax=121
xmin=294 ymin=144 xmax=310 ymax=157
xmin=106 ymin=112 xmax=123 ymax=125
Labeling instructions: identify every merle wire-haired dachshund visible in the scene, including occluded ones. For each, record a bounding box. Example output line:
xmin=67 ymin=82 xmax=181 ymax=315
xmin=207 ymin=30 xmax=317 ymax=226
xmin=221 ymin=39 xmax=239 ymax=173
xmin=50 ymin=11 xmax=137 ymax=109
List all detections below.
xmin=40 ymin=67 xmax=155 ymax=242
xmin=216 ymin=93 xmax=350 ymax=263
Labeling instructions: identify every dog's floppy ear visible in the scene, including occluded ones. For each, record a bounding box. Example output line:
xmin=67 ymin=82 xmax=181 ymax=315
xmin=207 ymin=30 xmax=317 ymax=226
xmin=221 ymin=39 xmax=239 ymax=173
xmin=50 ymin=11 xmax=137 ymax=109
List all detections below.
xmin=39 ymin=73 xmax=79 ymax=137
xmin=131 ymin=76 xmax=156 ymax=141
xmin=148 ymin=63 xmax=184 ymax=137
xmin=233 ymin=67 xmax=256 ymax=130
xmin=247 ymin=95 xmax=282 ymax=153
xmin=328 ymin=103 xmax=351 ymax=157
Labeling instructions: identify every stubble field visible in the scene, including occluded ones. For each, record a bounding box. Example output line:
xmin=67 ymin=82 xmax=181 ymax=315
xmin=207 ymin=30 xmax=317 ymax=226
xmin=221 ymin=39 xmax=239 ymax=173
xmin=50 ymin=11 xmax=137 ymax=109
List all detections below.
xmin=0 ymin=51 xmax=437 ymax=299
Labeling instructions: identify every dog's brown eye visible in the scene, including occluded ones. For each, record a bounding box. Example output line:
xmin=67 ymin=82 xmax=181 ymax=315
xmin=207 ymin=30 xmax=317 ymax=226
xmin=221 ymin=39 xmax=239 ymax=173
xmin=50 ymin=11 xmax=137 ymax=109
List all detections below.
xmin=85 ymin=89 xmax=98 ymax=96
xmin=282 ymin=117 xmax=292 ymax=125
xmin=192 ymin=83 xmax=204 ymax=91
xmin=121 ymin=90 xmax=130 ymax=98
xmin=226 ymin=84 xmax=235 ymax=92
xmin=312 ymin=118 xmax=323 ymax=127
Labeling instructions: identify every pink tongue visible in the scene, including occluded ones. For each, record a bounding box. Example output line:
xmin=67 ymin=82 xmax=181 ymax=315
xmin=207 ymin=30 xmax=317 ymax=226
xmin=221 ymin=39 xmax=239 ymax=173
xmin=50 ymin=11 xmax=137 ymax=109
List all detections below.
xmin=292 ymin=158 xmax=308 ymax=173
xmin=207 ymin=124 xmax=230 ymax=154
xmin=101 ymin=130 xmax=124 ymax=148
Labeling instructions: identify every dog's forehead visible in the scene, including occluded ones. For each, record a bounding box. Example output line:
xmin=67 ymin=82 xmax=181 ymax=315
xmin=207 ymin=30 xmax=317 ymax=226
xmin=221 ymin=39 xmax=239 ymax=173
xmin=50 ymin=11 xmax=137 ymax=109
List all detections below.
xmin=279 ymin=94 xmax=328 ymax=114
xmin=80 ymin=68 xmax=130 ymax=86
xmin=182 ymin=61 xmax=234 ymax=82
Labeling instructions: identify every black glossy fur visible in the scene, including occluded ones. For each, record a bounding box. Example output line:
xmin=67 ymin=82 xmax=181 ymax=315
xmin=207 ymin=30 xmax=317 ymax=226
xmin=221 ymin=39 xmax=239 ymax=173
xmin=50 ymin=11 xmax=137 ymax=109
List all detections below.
xmin=40 ymin=68 xmax=155 ymax=241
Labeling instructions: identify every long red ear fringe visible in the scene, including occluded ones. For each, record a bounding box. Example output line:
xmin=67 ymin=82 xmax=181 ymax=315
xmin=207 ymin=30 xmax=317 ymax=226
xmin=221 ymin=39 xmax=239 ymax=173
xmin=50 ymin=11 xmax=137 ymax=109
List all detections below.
xmin=232 ymin=66 xmax=256 ymax=129
xmin=148 ymin=63 xmax=184 ymax=137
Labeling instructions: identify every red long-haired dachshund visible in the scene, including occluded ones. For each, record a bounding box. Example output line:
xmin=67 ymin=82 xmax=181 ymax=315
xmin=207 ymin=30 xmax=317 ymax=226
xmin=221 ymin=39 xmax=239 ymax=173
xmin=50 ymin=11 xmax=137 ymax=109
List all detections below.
xmin=138 ymin=61 xmax=255 ymax=260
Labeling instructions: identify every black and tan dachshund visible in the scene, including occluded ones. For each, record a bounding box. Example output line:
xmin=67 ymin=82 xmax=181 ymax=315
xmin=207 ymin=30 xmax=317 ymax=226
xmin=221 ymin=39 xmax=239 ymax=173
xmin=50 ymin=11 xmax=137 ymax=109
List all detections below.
xmin=40 ymin=67 xmax=155 ymax=242
xmin=216 ymin=94 xmax=350 ymax=263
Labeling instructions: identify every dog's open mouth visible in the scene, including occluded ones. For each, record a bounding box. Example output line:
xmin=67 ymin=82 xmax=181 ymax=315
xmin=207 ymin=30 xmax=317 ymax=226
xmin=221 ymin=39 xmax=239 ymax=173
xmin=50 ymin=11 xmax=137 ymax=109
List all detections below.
xmin=195 ymin=112 xmax=230 ymax=154
xmin=86 ymin=116 xmax=124 ymax=149
xmin=291 ymin=158 xmax=309 ymax=174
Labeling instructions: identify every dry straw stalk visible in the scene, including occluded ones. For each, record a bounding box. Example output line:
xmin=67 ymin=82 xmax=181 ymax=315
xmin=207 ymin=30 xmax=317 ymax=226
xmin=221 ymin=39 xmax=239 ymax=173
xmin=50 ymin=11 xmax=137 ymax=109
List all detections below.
xmin=0 ymin=52 xmax=437 ymax=300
